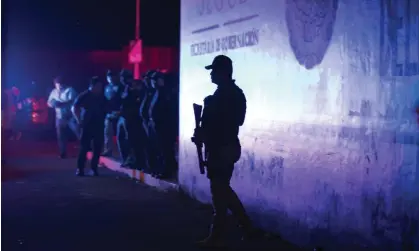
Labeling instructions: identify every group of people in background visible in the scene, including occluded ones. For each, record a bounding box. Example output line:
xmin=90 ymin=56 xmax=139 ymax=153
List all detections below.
xmin=46 ymin=69 xmax=179 ymax=179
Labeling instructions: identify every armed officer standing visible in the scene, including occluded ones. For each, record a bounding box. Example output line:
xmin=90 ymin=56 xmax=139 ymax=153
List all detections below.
xmin=72 ymin=77 xmax=107 ymax=177
xmin=194 ymin=55 xmax=258 ymax=247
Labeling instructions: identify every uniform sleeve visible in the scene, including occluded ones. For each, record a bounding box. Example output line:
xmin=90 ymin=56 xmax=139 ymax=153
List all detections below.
xmin=201 ymin=95 xmax=214 ymax=129
xmin=73 ymin=91 xmax=88 ymax=109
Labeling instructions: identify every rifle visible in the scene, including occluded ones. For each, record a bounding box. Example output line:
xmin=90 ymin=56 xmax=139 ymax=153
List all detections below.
xmin=191 ymin=103 xmax=205 ymax=174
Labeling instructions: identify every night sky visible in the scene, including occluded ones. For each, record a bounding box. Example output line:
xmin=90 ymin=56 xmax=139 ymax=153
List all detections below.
xmin=3 ymin=0 xmax=180 ymax=50
xmin=1 ymin=0 xmax=180 ymax=89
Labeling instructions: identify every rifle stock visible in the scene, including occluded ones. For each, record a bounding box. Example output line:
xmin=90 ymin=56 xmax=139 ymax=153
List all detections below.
xmin=191 ymin=103 xmax=205 ymax=174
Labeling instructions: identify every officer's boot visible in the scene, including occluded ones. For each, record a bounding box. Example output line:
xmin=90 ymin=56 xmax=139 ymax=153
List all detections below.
xmin=196 ymin=213 xmax=227 ymax=248
xmin=236 ymin=210 xmax=263 ymax=241
xmin=196 ymin=224 xmax=226 ymax=248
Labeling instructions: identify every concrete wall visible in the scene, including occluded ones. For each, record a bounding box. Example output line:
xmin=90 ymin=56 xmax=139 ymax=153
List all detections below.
xmin=179 ymin=0 xmax=419 ymax=249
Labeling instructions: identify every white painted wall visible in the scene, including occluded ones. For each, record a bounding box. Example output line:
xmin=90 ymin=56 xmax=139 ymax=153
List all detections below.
xmin=179 ymin=0 xmax=419 ymax=249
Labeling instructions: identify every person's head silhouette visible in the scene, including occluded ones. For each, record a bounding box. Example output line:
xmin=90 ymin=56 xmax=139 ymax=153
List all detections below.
xmin=205 ymin=55 xmax=233 ymax=85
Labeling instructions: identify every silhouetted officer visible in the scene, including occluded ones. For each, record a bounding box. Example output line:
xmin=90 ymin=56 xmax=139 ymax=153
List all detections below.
xmin=103 ymin=70 xmax=123 ymax=156
xmin=120 ymin=79 xmax=146 ymax=169
xmin=194 ymin=55 xmax=257 ymax=247
xmin=117 ymin=69 xmax=136 ymax=167
xmin=148 ymin=71 xmax=176 ymax=178
xmin=139 ymin=70 xmax=159 ymax=174
xmin=72 ymin=77 xmax=107 ymax=177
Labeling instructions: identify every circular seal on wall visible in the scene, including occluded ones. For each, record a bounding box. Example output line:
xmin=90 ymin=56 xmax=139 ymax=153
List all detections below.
xmin=285 ymin=0 xmax=339 ymax=70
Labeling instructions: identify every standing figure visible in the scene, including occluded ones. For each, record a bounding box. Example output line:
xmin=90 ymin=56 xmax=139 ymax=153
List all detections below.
xmin=47 ymin=77 xmax=79 ymax=158
xmin=148 ymin=71 xmax=176 ymax=178
xmin=116 ymin=69 xmax=135 ymax=167
xmin=194 ymin=55 xmax=258 ymax=247
xmin=103 ymin=70 xmax=123 ymax=157
xmin=138 ymin=71 xmax=155 ymax=172
xmin=139 ymin=70 xmax=163 ymax=176
xmin=120 ymin=79 xmax=146 ymax=169
xmin=72 ymin=77 xmax=107 ymax=177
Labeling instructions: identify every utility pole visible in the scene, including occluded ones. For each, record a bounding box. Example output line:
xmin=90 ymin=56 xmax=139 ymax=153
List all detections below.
xmin=134 ymin=0 xmax=141 ymax=79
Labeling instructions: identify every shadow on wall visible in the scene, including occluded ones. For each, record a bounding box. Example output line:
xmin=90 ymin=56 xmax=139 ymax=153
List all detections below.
xmin=285 ymin=0 xmax=339 ymax=70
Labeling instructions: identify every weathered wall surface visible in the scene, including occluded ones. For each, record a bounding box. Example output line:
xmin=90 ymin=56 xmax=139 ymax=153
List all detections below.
xmin=179 ymin=0 xmax=419 ymax=249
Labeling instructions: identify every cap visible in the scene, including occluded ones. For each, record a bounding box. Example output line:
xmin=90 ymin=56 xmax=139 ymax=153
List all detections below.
xmin=120 ymin=69 xmax=133 ymax=78
xmin=205 ymin=55 xmax=233 ymax=74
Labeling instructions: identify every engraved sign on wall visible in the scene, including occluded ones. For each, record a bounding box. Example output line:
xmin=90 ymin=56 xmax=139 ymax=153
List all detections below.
xmin=285 ymin=0 xmax=339 ymax=70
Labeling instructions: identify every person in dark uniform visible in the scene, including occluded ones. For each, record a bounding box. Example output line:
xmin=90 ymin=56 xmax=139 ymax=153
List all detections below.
xmin=72 ymin=77 xmax=107 ymax=177
xmin=120 ymin=78 xmax=146 ymax=169
xmin=117 ymin=69 xmax=136 ymax=167
xmin=148 ymin=71 xmax=176 ymax=178
xmin=103 ymin=70 xmax=123 ymax=157
xmin=166 ymin=72 xmax=180 ymax=172
xmin=194 ymin=55 xmax=258 ymax=247
xmin=139 ymin=70 xmax=158 ymax=173
xmin=140 ymin=70 xmax=170 ymax=177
